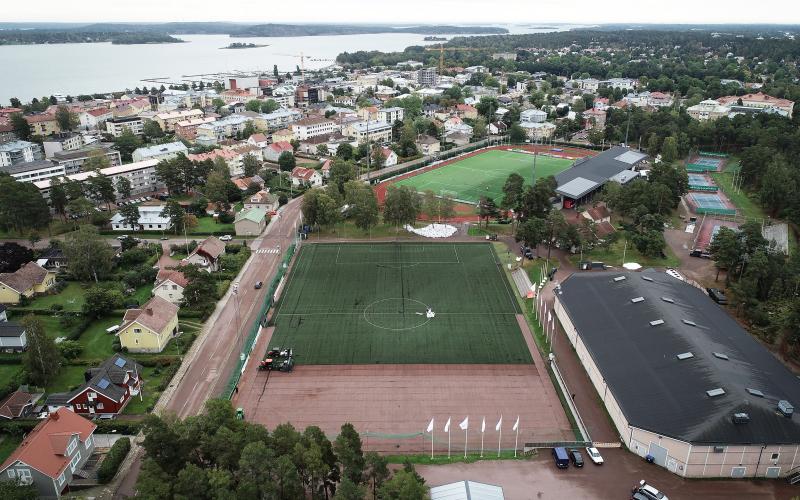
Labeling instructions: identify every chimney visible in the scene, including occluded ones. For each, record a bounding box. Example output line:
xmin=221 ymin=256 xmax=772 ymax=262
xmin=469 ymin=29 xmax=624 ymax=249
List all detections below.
xmin=50 ymin=411 xmax=59 ymax=421
xmin=146 ymin=308 xmax=154 ymax=316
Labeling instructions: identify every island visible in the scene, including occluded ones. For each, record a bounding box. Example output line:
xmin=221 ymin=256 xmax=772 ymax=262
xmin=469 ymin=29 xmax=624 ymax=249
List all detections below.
xmin=424 ymin=36 xmax=447 ymax=41
xmin=221 ymin=42 xmax=268 ymax=49
xmin=0 ymin=30 xmax=184 ymax=45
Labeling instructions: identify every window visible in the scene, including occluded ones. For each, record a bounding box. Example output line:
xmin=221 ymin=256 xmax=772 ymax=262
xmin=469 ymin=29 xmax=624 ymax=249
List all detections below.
xmin=69 ymin=451 xmax=81 ymax=472
xmin=134 ymin=328 xmax=141 ymax=334
xmin=16 ymin=469 xmax=31 ymax=484
xmin=58 ymin=471 xmax=66 ymax=486
xmin=96 ymin=402 xmax=104 ymax=410
xmin=85 ymin=435 xmax=93 ymax=448
xmin=772 ymin=453 xmax=780 ymax=460
xmin=66 ymin=437 xmax=77 ymax=455
xmin=7 ymin=469 xmax=15 ymax=478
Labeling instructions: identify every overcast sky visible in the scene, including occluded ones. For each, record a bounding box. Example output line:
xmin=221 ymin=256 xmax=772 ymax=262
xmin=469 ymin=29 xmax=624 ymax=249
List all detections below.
xmin=5 ymin=0 xmax=800 ymax=24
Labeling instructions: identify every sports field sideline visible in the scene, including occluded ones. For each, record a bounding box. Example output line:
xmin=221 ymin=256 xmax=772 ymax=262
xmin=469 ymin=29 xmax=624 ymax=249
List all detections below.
xmin=268 ymin=242 xmax=532 ymax=365
xmin=394 ymin=149 xmax=573 ymax=204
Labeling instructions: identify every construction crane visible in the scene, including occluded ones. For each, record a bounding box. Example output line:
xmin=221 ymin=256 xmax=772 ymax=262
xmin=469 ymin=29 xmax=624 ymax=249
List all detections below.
xmin=424 ymin=44 xmax=487 ymax=74
xmin=272 ymin=53 xmax=337 ymax=81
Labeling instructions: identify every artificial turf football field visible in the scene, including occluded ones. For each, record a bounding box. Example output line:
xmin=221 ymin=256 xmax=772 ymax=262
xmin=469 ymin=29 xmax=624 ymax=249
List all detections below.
xmin=268 ymin=242 xmax=532 ymax=365
xmin=395 ymin=149 xmax=574 ymax=204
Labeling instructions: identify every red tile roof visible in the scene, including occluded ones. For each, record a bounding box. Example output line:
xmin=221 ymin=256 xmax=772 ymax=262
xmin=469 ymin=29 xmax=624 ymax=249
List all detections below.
xmin=155 ymin=268 xmax=189 ymax=289
xmin=717 ymin=92 xmax=794 ymax=108
xmin=121 ymin=295 xmax=178 ymax=334
xmin=0 ymin=408 xmax=96 ymax=478
xmin=249 ymin=133 xmax=268 ymax=143
xmin=25 ymin=114 xmax=56 ymax=124
xmin=0 ymin=390 xmax=35 ymax=419
xmin=269 ymin=141 xmax=294 ymax=153
xmin=291 ymin=166 xmax=319 ymax=181
xmin=0 ymin=262 xmax=49 ymax=294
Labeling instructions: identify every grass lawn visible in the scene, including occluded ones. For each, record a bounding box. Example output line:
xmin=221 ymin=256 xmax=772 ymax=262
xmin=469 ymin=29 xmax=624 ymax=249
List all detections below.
xmin=0 ymin=365 xmax=22 ymax=390
xmin=312 ymin=221 xmax=428 ymax=239
xmin=467 ymin=223 xmax=515 ymax=237
xmin=45 ymin=365 xmax=88 ymax=395
xmin=710 ymin=159 xmax=766 ymax=221
xmin=122 ymin=366 xmax=165 ymax=415
xmin=570 ymin=237 xmax=681 ymax=269
xmin=396 ymin=150 xmax=572 ymax=204
xmin=79 ymin=317 xmax=122 ymax=360
xmin=130 ymin=284 xmax=154 ymax=306
xmin=0 ymin=436 xmax=23 ymax=464
xmin=26 ymin=282 xmax=88 ymax=312
xmin=270 ymin=242 xmax=529 ymax=365
xmin=192 ymin=217 xmax=234 ymax=234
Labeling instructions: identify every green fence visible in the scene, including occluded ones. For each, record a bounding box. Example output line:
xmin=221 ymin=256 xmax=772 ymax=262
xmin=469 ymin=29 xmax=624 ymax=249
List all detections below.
xmin=699 ymin=151 xmax=729 ymax=158
xmin=688 ymin=184 xmax=718 ymax=192
xmin=686 ymin=163 xmax=718 ymax=172
xmin=695 ymin=207 xmax=737 ymax=216
xmin=221 ymin=242 xmax=297 ymax=399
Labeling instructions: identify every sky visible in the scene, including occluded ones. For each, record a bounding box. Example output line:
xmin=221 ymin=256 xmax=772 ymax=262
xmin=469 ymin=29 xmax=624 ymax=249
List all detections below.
xmin=4 ymin=0 xmax=800 ymax=25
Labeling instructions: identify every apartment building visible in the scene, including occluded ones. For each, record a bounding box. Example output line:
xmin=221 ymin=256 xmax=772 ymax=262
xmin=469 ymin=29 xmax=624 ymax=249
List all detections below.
xmin=351 ymin=121 xmax=393 ymax=144
xmin=34 ymin=159 xmax=162 ymax=201
xmin=291 ymin=117 xmax=338 ymax=141
xmin=106 ymin=116 xmax=144 ymax=137
xmin=174 ymin=117 xmax=216 ymax=141
xmin=131 ymin=141 xmax=188 ymax=163
xmin=0 ymin=141 xmax=43 ymax=167
xmin=195 ymin=115 xmax=253 ymax=146
xmin=42 ymin=134 xmax=84 ymax=159
xmin=51 ymin=144 xmax=121 ymax=172
xmin=416 ymin=67 xmax=439 ymax=86
xmin=25 ymin=114 xmax=60 ymax=136
xmin=377 ymin=107 xmax=404 ymax=124
xmin=153 ymin=109 xmax=204 ymax=133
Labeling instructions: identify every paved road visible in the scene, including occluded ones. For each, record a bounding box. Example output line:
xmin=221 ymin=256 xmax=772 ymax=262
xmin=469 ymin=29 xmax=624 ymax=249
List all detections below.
xmin=113 ymin=198 xmax=303 ymax=498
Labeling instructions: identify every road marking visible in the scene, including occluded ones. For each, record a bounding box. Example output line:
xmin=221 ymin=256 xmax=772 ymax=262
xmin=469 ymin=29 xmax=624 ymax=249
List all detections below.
xmin=256 ymin=247 xmax=281 ymax=254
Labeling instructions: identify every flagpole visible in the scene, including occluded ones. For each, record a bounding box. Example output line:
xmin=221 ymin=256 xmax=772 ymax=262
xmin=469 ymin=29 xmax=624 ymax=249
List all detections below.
xmin=498 ymin=422 xmax=502 ymax=457
xmin=464 ymin=426 xmax=468 ymax=458
xmin=448 ymin=424 xmax=451 ymax=458
xmin=514 ymin=424 xmax=519 ymax=458
xmin=480 ymin=427 xmax=484 ymax=457
xmin=431 ymin=427 xmax=434 ymax=459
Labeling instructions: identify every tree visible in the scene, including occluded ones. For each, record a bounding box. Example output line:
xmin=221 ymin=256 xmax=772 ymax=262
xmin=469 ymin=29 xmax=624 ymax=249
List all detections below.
xmin=54 ymin=106 xmax=77 ymax=132
xmin=364 ymin=452 xmax=389 ymax=500
xmin=0 ymin=477 xmax=38 ymax=500
xmin=378 ymin=469 xmax=428 ymax=500
xmin=205 ymin=171 xmax=233 ymax=210
xmin=371 ymin=146 xmax=386 ymax=170
xmin=49 ymin=177 xmax=68 ymax=220
xmin=329 ymin=160 xmax=355 ymax=195
xmin=317 ymin=144 xmax=330 ymax=157
xmin=278 ymin=151 xmax=296 ymax=172
xmin=83 ymin=284 xmax=124 ymax=318
xmin=242 ymin=154 xmax=261 ymax=178
xmin=86 ymin=174 xmax=115 ymax=209
xmin=155 ymin=158 xmax=183 ymax=194
xmin=660 ymin=136 xmax=678 ymax=163
xmin=22 ymin=315 xmax=62 ymax=386
xmin=544 ymin=210 xmax=567 ymax=259
xmin=82 ymin=150 xmax=111 ymax=172
xmin=114 ymin=129 xmax=142 ymax=162
xmin=473 ymin=117 xmax=487 ymax=138
xmin=9 ymin=97 xmax=21 ymax=108
xmin=383 ymin=185 xmax=420 ymax=229
xmin=334 ymin=478 xmax=367 ymax=500
xmin=631 ymin=228 xmax=666 ymax=258
xmin=0 ymin=175 xmax=52 ymax=233
xmin=336 ymin=143 xmax=354 ymax=161
xmin=501 ymin=173 xmax=525 ymax=213
xmin=119 ymin=204 xmax=141 ymax=230
xmin=0 ymin=243 xmax=34 ymax=273
xmin=245 ymin=100 xmax=263 ymax=112
xmin=62 ymin=225 xmax=114 ymax=282
xmin=478 ymin=197 xmax=499 ymax=227
xmin=161 ymin=200 xmax=187 ymax=234
xmin=261 ymin=99 xmax=279 ymax=113
xmin=10 ymin=113 xmax=30 ymax=141
xmin=142 ymin=120 xmax=164 ymax=140
xmin=334 ymin=423 xmax=365 ymax=484
xmin=316 ymin=192 xmax=342 ymax=229
xmin=509 ymin=123 xmax=526 ymax=143
xmin=516 ymin=217 xmax=547 ymax=257
xmin=115 ymin=176 xmax=132 ymax=200
xmin=345 ymin=181 xmax=379 ymax=231
xmin=709 ymin=226 xmax=741 ymax=283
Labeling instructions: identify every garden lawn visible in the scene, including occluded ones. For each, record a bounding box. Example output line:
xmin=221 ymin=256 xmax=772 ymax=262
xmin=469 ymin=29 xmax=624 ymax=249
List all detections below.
xmin=0 ymin=364 xmax=22 ymax=389
xmin=45 ymin=365 xmax=88 ymax=395
xmin=569 ymin=237 xmax=681 ymax=269
xmin=396 ymin=150 xmax=572 ymax=204
xmin=191 ymin=217 xmax=234 ymax=234
xmin=79 ymin=317 xmax=123 ymax=360
xmin=122 ymin=366 xmax=167 ymax=415
xmin=0 ymin=436 xmax=22 ymax=464
xmin=26 ymin=282 xmax=88 ymax=312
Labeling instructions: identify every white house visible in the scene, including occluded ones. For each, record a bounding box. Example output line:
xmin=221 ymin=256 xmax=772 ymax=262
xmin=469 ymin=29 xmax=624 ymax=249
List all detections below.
xmin=291 ymin=167 xmax=323 ymax=187
xmin=520 ymin=109 xmax=548 ymax=123
xmin=131 ymin=142 xmax=188 ymax=163
xmin=110 ymin=205 xmax=173 ymax=231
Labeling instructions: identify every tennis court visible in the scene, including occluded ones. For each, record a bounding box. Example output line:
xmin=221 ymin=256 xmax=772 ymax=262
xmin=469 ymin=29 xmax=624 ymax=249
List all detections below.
xmin=687 ymin=174 xmax=718 ymax=191
xmin=686 ymin=155 xmax=725 ymax=173
xmin=394 ymin=149 xmax=573 ymax=204
xmin=686 ymin=192 xmax=736 ymax=215
xmin=269 ymin=242 xmax=531 ymax=365
xmin=694 ymin=218 xmax=739 ymax=251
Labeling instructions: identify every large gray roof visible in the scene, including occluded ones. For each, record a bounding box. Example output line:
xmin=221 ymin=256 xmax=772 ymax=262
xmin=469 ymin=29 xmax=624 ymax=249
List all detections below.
xmin=555 ymin=146 xmax=645 ymax=199
xmin=557 ymin=269 xmax=800 ymax=445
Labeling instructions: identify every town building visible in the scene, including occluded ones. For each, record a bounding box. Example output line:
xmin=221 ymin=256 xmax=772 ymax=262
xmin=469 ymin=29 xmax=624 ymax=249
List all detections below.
xmin=119 ymin=296 xmax=179 ymax=353
xmin=25 ymin=114 xmax=60 ymax=136
xmin=554 ymin=146 xmax=645 ymax=208
xmin=78 ymin=108 xmax=113 ymax=131
xmin=492 ymin=52 xmax=517 ymax=61
xmin=42 ymin=134 xmax=84 ymax=159
xmin=51 ymin=144 xmax=121 ymax=173
xmin=291 ymin=166 xmax=323 ymax=187
xmin=131 ymin=141 xmax=188 ymax=163
xmin=234 ymin=207 xmax=268 ymax=236
xmin=195 ymin=115 xmax=253 ymax=146
xmin=244 ymin=190 xmax=280 ymax=212
xmin=351 ymin=121 xmax=393 ymax=143
xmin=272 ymin=128 xmax=294 ymax=144
xmin=687 ymin=100 xmax=732 ymax=121
xmin=0 ymin=262 xmax=56 ymax=305
xmin=187 ymin=148 xmax=245 ymax=176
xmin=291 ymin=117 xmax=338 ymax=141
xmin=34 ymin=159 xmax=162 ymax=201
xmin=45 ymin=355 xmax=143 ymax=417
xmin=153 ymin=109 xmax=204 ymax=133
xmin=377 ymin=107 xmax=405 ymax=124
xmin=0 ymin=408 xmax=96 ymax=498
xmin=105 ymin=116 xmax=144 ymax=137
xmin=263 ymin=141 xmax=294 ymax=163
xmin=416 ymin=67 xmax=439 ymax=86
xmin=520 ymin=108 xmax=547 ymax=124
xmin=174 ymin=117 xmax=216 ymax=141
xmin=555 ymin=269 xmax=800 ymax=478
xmin=254 ymin=109 xmax=302 ymax=131
xmin=519 ymin=121 xmax=556 ymax=140
xmin=110 ymin=204 xmax=172 ymax=232
xmin=0 ymin=140 xmax=43 ymax=167
xmin=716 ymin=92 xmax=794 ymax=118
xmin=153 ymin=268 xmax=188 ymax=305
xmin=415 ymin=135 xmax=441 ymax=156
xmin=182 ymin=236 xmax=226 ymax=272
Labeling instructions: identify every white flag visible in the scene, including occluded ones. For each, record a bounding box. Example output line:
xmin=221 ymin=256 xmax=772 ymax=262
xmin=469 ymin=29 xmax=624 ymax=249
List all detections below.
xmin=459 ymin=416 xmax=469 ymax=431
xmin=444 ymin=417 xmax=451 ymax=433
xmin=495 ymin=416 xmax=502 ymax=431
xmin=481 ymin=417 xmax=486 ymax=433
xmin=426 ymin=418 xmax=434 ymax=433
xmin=512 ymin=416 xmax=519 ymax=431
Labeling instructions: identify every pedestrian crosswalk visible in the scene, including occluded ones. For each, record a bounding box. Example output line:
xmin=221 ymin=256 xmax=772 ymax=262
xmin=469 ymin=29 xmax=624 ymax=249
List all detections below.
xmin=256 ymin=247 xmax=281 ymax=254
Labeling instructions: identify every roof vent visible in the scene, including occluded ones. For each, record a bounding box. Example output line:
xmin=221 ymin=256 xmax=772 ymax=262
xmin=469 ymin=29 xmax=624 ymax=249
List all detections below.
xmin=732 ymin=413 xmax=750 ymax=424
xmin=713 ymin=352 xmax=729 ymax=360
xmin=613 ymin=276 xmax=626 ymax=282
xmin=778 ymin=400 xmax=794 ymax=418
xmin=682 ymin=319 xmax=697 ymax=327
xmin=641 ymin=276 xmax=654 ymax=282
xmin=676 ymin=352 xmax=694 ymax=360
xmin=661 ymin=297 xmax=675 ymax=304
xmin=631 ymin=297 xmax=645 ymax=303
xmin=707 ymin=388 xmax=725 ymax=397
xmin=649 ymin=319 xmax=665 ymax=326
xmin=747 ymin=388 xmax=764 ymax=397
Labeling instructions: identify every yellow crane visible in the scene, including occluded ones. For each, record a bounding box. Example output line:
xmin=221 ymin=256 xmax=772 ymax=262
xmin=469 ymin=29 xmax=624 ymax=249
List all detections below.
xmin=424 ymin=44 xmax=487 ymax=74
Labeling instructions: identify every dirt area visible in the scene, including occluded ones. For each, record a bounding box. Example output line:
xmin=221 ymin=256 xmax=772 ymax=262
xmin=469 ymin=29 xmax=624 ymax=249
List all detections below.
xmin=416 ymin=447 xmax=795 ymax=499
xmin=233 ymin=314 xmax=573 ymax=453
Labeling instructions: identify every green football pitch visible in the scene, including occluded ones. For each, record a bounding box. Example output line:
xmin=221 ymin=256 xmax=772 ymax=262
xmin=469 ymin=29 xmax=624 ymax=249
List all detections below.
xmin=269 ymin=243 xmax=532 ymax=365
xmin=395 ymin=149 xmax=574 ymax=204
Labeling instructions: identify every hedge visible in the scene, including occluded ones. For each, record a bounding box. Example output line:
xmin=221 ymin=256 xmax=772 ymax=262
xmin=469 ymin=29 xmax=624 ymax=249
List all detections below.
xmin=133 ymin=356 xmax=179 ymax=368
xmin=95 ymin=420 xmax=143 ymax=435
xmin=98 ymin=437 xmax=131 ymax=483
xmin=156 ymin=363 xmax=180 ymax=391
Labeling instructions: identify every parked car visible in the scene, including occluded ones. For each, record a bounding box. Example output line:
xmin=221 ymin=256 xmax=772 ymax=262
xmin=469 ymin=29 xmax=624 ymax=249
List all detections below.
xmin=632 ymin=480 xmax=668 ymax=500
xmin=116 ymin=235 xmax=129 ymax=240
xmin=254 ymin=281 xmax=263 ymax=289
xmin=520 ymin=245 xmax=534 ymax=259
xmin=220 ymin=235 xmax=233 ymax=241
xmin=569 ymin=449 xmax=584 ymax=467
xmin=552 ymin=447 xmax=569 ymax=469
xmin=486 ymin=234 xmax=498 ymax=241
xmin=706 ymin=287 xmax=728 ymax=305
xmin=585 ymin=447 xmax=603 ymax=464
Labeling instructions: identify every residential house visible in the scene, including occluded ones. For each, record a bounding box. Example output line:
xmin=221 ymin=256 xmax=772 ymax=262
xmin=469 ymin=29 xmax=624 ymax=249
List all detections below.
xmin=320 ymin=159 xmax=332 ymax=178
xmin=174 ymin=117 xmax=216 ymax=141
xmin=0 ymin=262 xmax=56 ymax=304
xmin=582 ymin=204 xmax=611 ymax=224
xmin=0 ymin=408 xmax=96 ymax=498
xmin=272 ymin=128 xmax=294 ymax=144
xmin=183 ymin=236 xmax=226 ymax=272
xmin=105 ymin=116 xmax=144 ymax=137
xmin=42 ymin=134 xmax=84 ymax=160
xmin=25 ymin=114 xmax=60 ymax=136
xmin=444 ymin=132 xmax=471 ymax=147
xmin=263 ymin=141 xmax=294 ymax=163
xmin=247 ymin=133 xmax=270 ymax=149
xmin=290 ymin=166 xmax=323 ymax=187
xmin=0 ymin=388 xmax=37 ymax=419
xmin=244 ymin=190 xmax=279 ymax=212
xmin=583 ymin=108 xmax=607 ymax=129
xmin=334 ymin=95 xmax=356 ymax=106
xmin=131 ymin=141 xmax=188 ymax=163
xmin=0 ymin=310 xmax=27 ymax=352
xmin=37 ymin=247 xmax=68 ymax=272
xmin=153 ymin=109 xmax=204 ymax=133
xmin=45 ymin=355 xmax=144 ymax=415
xmin=443 ymin=117 xmax=473 ymax=136
xmin=152 ymin=268 xmax=188 ymax=305
xmin=415 ymin=135 xmax=441 ymax=156
xmin=488 ymin=121 xmax=508 ymax=135
xmin=110 ymin=205 xmax=172 ymax=232
xmin=78 ymin=108 xmax=113 ymax=131
xmin=118 ymin=297 xmax=179 ymax=353
xmin=234 ymin=208 xmax=268 ymax=236
xmin=455 ymin=104 xmax=478 ymax=120
xmin=375 ymin=147 xmax=398 ymax=167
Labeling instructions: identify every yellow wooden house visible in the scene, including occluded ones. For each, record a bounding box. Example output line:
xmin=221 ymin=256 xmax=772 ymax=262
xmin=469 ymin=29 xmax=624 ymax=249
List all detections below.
xmin=0 ymin=262 xmax=57 ymax=304
xmin=118 ymin=296 xmax=179 ymax=353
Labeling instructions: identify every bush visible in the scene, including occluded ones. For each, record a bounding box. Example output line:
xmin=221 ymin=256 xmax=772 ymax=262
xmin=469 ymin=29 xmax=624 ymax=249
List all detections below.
xmin=133 ymin=356 xmax=179 ymax=368
xmin=58 ymin=340 xmax=83 ymax=360
xmin=98 ymin=437 xmax=131 ymax=483
xmin=218 ymin=212 xmax=234 ymax=224
xmin=94 ymin=420 xmax=143 ymax=435
xmin=156 ymin=363 xmax=180 ymax=391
